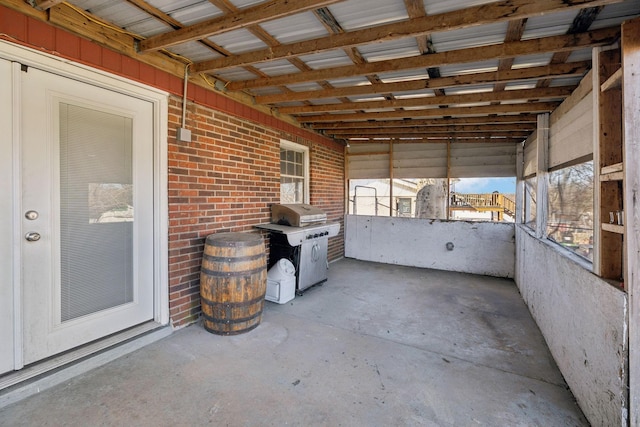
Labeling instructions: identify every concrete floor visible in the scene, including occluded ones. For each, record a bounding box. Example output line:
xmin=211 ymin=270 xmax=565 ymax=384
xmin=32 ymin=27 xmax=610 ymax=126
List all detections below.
xmin=0 ymin=258 xmax=587 ymax=426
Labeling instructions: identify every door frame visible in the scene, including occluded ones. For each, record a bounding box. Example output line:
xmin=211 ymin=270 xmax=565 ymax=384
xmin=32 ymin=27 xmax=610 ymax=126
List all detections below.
xmin=0 ymin=40 xmax=169 ymax=371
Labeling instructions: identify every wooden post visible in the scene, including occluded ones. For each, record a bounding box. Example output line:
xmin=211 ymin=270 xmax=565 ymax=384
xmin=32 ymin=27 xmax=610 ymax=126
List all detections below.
xmin=515 ymin=143 xmax=524 ymax=224
xmin=623 ymin=16 xmax=640 ymax=427
xmin=344 ymin=144 xmax=349 ymax=215
xmin=389 ymin=140 xmax=394 ymax=217
xmin=536 ymin=113 xmax=549 ymax=239
xmin=446 ymin=138 xmax=451 ymax=220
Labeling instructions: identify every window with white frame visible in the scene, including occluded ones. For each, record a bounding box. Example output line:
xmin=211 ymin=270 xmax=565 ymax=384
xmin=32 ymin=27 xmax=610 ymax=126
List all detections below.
xmin=280 ymin=140 xmax=309 ymax=204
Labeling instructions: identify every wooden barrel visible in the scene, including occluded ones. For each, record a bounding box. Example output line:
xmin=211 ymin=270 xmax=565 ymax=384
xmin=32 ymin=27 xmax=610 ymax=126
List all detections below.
xmin=200 ymin=232 xmax=267 ymax=335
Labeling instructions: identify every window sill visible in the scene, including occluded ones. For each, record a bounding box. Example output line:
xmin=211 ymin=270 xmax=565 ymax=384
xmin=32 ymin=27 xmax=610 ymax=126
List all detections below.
xmin=517 ymin=224 xmax=593 ymax=272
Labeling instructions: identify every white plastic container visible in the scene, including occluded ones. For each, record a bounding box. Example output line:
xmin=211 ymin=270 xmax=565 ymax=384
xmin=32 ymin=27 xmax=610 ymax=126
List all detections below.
xmin=265 ymin=259 xmax=296 ymax=304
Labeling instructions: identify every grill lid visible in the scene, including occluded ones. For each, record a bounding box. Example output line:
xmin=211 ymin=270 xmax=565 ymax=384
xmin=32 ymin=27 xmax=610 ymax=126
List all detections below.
xmin=271 ymin=203 xmax=327 ymax=227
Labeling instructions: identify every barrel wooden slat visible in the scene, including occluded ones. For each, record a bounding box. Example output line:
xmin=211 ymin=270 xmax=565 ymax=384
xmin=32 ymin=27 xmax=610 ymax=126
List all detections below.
xmin=200 ymin=232 xmax=267 ymax=335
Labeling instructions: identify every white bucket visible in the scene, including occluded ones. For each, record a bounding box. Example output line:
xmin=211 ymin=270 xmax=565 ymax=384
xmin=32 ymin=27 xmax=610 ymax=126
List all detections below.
xmin=267 ymin=258 xmax=295 ymax=281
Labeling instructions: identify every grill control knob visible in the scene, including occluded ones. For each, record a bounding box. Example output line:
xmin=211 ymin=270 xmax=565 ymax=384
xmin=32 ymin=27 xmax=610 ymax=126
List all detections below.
xmin=307 ymin=235 xmax=313 ymax=240
xmin=314 ymin=233 xmax=319 ymax=238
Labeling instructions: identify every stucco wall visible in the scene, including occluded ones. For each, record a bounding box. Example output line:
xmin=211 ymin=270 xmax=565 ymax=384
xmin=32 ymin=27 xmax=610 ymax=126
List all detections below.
xmin=345 ymin=215 xmax=515 ymax=278
xmin=515 ymin=226 xmax=628 ymax=426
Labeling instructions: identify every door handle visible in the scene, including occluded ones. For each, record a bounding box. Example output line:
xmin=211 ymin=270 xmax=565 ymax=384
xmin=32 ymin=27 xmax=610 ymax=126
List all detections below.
xmin=25 ymin=232 xmax=41 ymax=242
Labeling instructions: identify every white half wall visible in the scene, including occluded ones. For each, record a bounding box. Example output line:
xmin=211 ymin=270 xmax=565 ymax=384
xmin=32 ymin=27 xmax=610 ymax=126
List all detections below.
xmin=345 ymin=215 xmax=515 ymax=278
xmin=515 ymin=226 xmax=628 ymax=426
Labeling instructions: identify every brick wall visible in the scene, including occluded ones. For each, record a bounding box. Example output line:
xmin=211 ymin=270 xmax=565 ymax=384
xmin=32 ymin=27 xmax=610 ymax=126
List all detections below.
xmin=2 ymin=5 xmax=346 ymax=329
xmin=168 ymin=97 xmax=345 ymax=327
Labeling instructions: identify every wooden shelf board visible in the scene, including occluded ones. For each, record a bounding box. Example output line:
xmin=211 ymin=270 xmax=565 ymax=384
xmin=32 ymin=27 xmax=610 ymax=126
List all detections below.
xmin=601 ymin=67 xmax=622 ymax=92
xmin=602 ymin=223 xmax=624 ymax=234
xmin=600 ymin=171 xmax=624 ymax=181
xmin=601 ymin=162 xmax=623 ymax=175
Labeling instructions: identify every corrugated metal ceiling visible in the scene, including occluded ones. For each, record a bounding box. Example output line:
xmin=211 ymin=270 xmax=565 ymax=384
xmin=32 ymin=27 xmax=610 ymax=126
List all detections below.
xmin=32 ymin=0 xmax=640 ymax=145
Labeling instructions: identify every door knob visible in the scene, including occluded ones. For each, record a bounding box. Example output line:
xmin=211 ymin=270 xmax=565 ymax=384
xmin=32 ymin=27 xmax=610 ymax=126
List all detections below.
xmin=25 ymin=210 xmax=39 ymax=220
xmin=25 ymin=232 xmax=41 ymax=242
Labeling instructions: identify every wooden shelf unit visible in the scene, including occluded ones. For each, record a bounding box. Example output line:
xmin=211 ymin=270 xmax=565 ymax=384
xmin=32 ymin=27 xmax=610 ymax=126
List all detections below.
xmin=596 ymin=46 xmax=625 ymax=287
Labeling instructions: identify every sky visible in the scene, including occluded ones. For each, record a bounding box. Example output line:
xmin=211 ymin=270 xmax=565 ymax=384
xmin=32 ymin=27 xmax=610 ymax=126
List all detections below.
xmin=452 ymin=177 xmax=516 ymax=195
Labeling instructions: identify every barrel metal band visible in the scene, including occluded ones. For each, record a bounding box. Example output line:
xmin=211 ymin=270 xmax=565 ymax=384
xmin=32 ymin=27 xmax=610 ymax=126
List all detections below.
xmin=203 ymin=321 xmax=260 ymax=335
xmin=200 ymin=264 xmax=266 ymax=277
xmin=201 ymin=309 xmax=263 ymax=325
xmin=202 ymin=252 xmax=265 ymax=263
xmin=201 ymin=294 xmax=265 ymax=309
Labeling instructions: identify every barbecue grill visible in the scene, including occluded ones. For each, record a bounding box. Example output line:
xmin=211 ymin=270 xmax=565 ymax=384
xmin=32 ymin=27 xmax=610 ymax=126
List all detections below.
xmin=256 ymin=204 xmax=340 ymax=293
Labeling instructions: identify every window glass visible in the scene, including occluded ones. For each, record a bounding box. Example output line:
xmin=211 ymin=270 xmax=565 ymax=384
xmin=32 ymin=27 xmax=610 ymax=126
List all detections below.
xmin=450 ymin=177 xmax=515 ymax=222
xmin=524 ymin=176 xmax=537 ymax=229
xmin=348 ymin=177 xmax=515 ymax=221
xmin=280 ymin=143 xmax=307 ymax=204
xmin=547 ymin=161 xmax=593 ymax=261
xmin=349 ymin=179 xmax=390 ymax=216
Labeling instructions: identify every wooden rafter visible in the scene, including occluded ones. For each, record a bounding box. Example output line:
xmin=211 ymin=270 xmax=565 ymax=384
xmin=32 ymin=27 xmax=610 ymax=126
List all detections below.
xmin=311 ymin=7 xmax=390 ymax=102
xmin=255 ymin=61 xmax=590 ymax=104
xmin=138 ymin=0 xmax=342 ymax=52
xmin=206 ymin=0 xmax=321 ymax=106
xmin=228 ymin=28 xmax=619 ymax=91
xmin=346 ymin=137 xmax=527 ymax=144
xmin=30 ymin=0 xmax=64 ymax=10
xmin=493 ymin=19 xmax=528 ymax=93
xmin=297 ymin=102 xmax=560 ymax=122
xmin=310 ymin=115 xmax=540 ymax=129
xmin=403 ymin=0 xmax=446 ymax=97
xmin=537 ymin=6 xmax=604 ymax=88
xmin=192 ymin=0 xmax=623 ymax=72
xmin=125 ymin=0 xmax=227 ymax=57
xmin=277 ymin=86 xmax=573 ymax=114
xmin=326 ymin=124 xmax=536 ymax=135
xmin=344 ymin=131 xmax=531 ymax=139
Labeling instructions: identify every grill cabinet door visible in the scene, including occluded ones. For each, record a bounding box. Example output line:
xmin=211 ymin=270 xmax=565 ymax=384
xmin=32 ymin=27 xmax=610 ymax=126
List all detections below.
xmin=299 ymin=238 xmax=328 ymax=291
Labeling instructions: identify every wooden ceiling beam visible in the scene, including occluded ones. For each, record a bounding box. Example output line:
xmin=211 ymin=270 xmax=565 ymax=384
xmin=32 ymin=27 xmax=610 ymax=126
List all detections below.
xmin=31 ymin=0 xmax=64 ymax=10
xmin=227 ymin=27 xmax=618 ymax=90
xmin=277 ymin=86 xmax=573 ymax=114
xmin=256 ymin=61 xmax=589 ymax=104
xmin=298 ymin=102 xmax=559 ymax=122
xmin=346 ymin=137 xmax=527 ymax=144
xmin=537 ymin=6 xmax=603 ymax=88
xmin=138 ymin=0 xmax=342 ymax=52
xmin=311 ymin=114 xmax=539 ymax=129
xmin=493 ymin=19 xmax=528 ymax=93
xmin=193 ymin=0 xmax=622 ymax=72
xmin=344 ymin=131 xmax=531 ymax=139
xmin=326 ymin=123 xmax=536 ymax=135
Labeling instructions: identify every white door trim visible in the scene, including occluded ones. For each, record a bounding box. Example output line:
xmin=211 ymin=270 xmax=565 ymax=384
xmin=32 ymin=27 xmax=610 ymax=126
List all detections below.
xmin=0 ymin=40 xmax=169 ymax=371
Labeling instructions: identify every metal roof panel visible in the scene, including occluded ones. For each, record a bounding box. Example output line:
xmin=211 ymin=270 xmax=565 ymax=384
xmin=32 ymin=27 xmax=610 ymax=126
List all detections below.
xmin=259 ymin=11 xmax=329 ymax=43
xmin=358 ymin=39 xmax=421 ymax=62
xmin=298 ymin=51 xmax=355 ymax=70
xmin=430 ymin=21 xmax=509 ymax=52
xmin=423 ymin=0 xmax=499 ymax=15
xmin=326 ymin=0 xmax=408 ymax=31
xmin=208 ymin=28 xmax=269 ymax=54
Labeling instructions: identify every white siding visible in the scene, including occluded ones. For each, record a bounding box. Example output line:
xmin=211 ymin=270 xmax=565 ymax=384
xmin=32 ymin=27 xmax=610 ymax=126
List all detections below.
xmin=450 ymin=142 xmax=517 ymax=177
xmin=348 ymin=141 xmax=517 ymax=179
xmin=393 ymin=143 xmax=447 ymax=178
xmin=549 ymin=91 xmax=594 ymax=168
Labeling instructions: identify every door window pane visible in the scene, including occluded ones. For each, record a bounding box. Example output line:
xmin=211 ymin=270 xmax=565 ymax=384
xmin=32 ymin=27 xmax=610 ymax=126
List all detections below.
xmin=60 ymin=103 xmax=134 ymax=321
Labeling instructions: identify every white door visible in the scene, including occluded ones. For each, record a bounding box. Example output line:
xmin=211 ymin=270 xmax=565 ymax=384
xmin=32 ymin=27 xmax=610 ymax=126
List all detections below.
xmin=21 ymin=67 xmax=155 ymax=365
xmin=0 ymin=58 xmax=15 ymax=374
